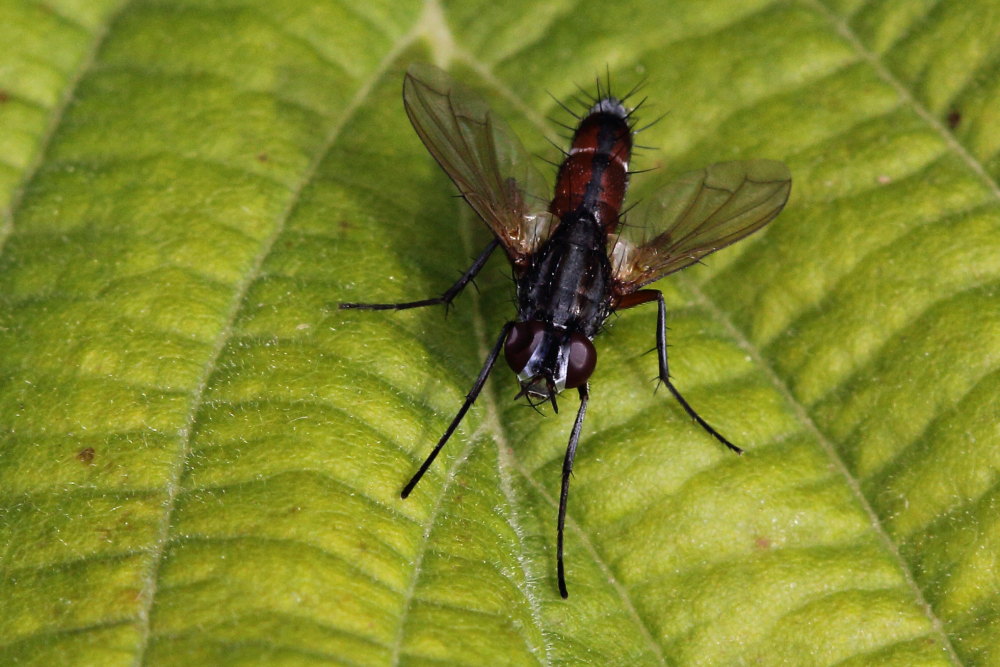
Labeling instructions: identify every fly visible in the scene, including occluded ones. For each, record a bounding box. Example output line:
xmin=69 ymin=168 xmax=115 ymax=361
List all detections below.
xmin=340 ymin=64 xmax=792 ymax=598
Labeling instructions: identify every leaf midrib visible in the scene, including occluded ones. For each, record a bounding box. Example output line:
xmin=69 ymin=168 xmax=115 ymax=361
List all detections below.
xmin=450 ymin=51 xmax=672 ymax=665
xmin=426 ymin=205 xmax=552 ymax=665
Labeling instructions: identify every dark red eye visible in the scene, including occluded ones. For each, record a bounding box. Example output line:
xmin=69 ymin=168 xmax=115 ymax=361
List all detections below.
xmin=565 ymin=333 xmax=596 ymax=388
xmin=505 ymin=321 xmax=546 ymax=373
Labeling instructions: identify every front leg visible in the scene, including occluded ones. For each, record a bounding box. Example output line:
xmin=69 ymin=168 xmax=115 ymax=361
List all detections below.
xmin=339 ymin=238 xmax=500 ymax=311
xmin=557 ymin=384 xmax=589 ymax=599
xmin=401 ymin=321 xmax=515 ymax=498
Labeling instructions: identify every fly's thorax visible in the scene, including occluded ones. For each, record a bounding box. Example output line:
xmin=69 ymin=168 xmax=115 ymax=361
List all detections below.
xmin=516 ymin=208 xmax=615 ymax=338
xmin=504 ymin=321 xmax=596 ymax=397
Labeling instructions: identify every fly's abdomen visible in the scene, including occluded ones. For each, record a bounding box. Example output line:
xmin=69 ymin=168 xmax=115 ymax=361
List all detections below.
xmin=550 ymin=100 xmax=633 ymax=233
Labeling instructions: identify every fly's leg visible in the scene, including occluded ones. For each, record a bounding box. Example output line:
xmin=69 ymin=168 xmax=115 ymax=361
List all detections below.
xmin=653 ymin=290 xmax=743 ymax=454
xmin=339 ymin=238 xmax=500 ymax=311
xmin=401 ymin=321 xmax=514 ymax=499
xmin=617 ymin=289 xmax=743 ymax=455
xmin=557 ymin=384 xmax=589 ymax=599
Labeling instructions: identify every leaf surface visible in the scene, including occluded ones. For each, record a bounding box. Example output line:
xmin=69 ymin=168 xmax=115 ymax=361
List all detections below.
xmin=1 ymin=0 xmax=998 ymax=664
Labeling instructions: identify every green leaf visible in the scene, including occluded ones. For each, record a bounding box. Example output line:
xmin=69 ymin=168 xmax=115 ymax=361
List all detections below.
xmin=1 ymin=0 xmax=997 ymax=664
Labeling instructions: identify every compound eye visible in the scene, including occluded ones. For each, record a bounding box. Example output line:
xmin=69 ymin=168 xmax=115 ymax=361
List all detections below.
xmin=504 ymin=321 xmax=546 ymax=374
xmin=565 ymin=333 xmax=597 ymax=389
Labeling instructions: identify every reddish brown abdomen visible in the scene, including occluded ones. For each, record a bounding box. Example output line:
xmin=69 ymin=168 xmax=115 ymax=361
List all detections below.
xmin=550 ymin=109 xmax=632 ymax=233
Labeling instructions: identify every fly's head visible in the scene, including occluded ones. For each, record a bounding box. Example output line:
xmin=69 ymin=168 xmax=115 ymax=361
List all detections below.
xmin=504 ymin=320 xmax=596 ymax=411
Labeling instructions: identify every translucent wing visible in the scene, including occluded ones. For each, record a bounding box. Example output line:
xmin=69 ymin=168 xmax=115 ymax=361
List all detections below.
xmin=403 ymin=64 xmax=555 ymax=267
xmin=611 ymin=160 xmax=791 ymax=291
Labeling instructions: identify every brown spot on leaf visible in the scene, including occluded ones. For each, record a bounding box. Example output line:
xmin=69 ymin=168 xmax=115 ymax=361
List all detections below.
xmin=257 ymin=153 xmax=269 ymax=162
xmin=946 ymin=109 xmax=961 ymax=129
xmin=77 ymin=447 xmax=95 ymax=464
xmin=119 ymin=588 xmax=143 ymax=604
xmin=0 ymin=90 xmax=9 ymax=104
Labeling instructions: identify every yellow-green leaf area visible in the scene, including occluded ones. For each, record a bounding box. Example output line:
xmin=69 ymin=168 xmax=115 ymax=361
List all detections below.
xmin=1 ymin=0 xmax=997 ymax=665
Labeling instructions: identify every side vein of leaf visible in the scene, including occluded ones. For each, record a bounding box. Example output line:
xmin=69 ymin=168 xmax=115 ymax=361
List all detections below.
xmin=130 ymin=40 xmax=416 ymax=665
xmin=4 ymin=617 xmax=135 ymax=655
xmin=810 ymin=0 xmax=1000 ymax=202
xmin=0 ymin=0 xmax=132 ymax=257
xmin=681 ymin=274 xmax=964 ymax=665
xmin=154 ymin=608 xmax=390 ymax=655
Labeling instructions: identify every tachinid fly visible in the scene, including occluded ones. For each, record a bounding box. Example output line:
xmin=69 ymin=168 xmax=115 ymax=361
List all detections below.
xmin=341 ymin=64 xmax=791 ymax=598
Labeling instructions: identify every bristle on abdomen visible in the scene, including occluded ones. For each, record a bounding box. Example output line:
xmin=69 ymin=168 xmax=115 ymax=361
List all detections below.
xmin=550 ymin=96 xmax=633 ymax=233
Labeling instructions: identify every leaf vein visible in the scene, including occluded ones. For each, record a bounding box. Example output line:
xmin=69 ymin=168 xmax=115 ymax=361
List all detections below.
xmin=130 ymin=37 xmax=418 ymax=665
